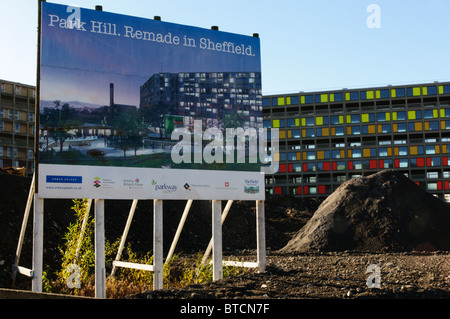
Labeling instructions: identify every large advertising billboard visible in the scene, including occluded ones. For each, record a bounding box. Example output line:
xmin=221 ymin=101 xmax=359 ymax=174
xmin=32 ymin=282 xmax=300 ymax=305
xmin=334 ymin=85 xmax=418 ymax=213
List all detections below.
xmin=38 ymin=2 xmax=270 ymax=200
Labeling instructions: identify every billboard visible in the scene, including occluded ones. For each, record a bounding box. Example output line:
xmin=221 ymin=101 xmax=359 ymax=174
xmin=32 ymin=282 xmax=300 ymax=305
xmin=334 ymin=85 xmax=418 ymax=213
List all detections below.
xmin=38 ymin=2 xmax=271 ymax=200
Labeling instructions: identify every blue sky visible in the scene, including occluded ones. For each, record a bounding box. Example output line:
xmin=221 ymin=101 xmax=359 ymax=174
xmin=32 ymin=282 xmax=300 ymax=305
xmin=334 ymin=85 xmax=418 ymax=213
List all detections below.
xmin=1 ymin=0 xmax=449 ymax=97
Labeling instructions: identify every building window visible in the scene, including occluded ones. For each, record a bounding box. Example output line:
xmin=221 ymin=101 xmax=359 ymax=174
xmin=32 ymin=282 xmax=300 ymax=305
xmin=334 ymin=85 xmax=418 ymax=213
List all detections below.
xmin=0 ymin=121 xmax=3 ymax=131
xmin=28 ymin=149 xmax=33 ymax=159
xmin=14 ymin=110 xmax=19 ymax=120
xmin=393 ymin=111 xmax=406 ymax=120
xmin=14 ymin=123 xmax=20 ymax=133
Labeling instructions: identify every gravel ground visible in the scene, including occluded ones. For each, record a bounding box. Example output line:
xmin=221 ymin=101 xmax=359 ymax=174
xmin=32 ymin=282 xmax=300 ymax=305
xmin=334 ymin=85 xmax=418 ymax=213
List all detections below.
xmin=128 ymin=250 xmax=450 ymax=300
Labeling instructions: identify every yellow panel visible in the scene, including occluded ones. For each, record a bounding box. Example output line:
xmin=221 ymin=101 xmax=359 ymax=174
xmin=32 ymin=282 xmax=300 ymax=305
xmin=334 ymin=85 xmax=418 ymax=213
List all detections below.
xmin=301 ymin=118 xmax=306 ymax=126
xmin=424 ymin=122 xmax=430 ymax=130
xmin=441 ymin=109 xmax=446 ymax=117
xmin=316 ymin=117 xmax=323 ymax=125
xmin=347 ymin=127 xmax=352 ymax=135
xmin=433 ymin=109 xmax=438 ymax=118
xmin=329 ymin=94 xmax=334 ymax=102
xmin=391 ymin=89 xmax=396 ymax=98
xmin=387 ymin=148 xmax=392 ymax=156
xmin=377 ymin=125 xmax=382 ymax=133
xmin=302 ymin=152 xmax=307 ymax=160
xmin=422 ymin=87 xmax=428 ymax=96
xmin=296 ymin=152 xmax=301 ymax=160
xmin=287 ymin=130 xmax=292 ymax=138
xmin=392 ymin=112 xmax=397 ymax=121
xmin=279 ymin=130 xmax=286 ymax=138
xmin=331 ymin=127 xmax=336 ymax=135
xmin=348 ymin=150 xmax=352 ymax=158
xmin=339 ymin=115 xmax=344 ymax=124
xmin=301 ymin=96 xmax=305 ymax=104
xmin=393 ymin=123 xmax=398 ymax=132
xmin=345 ymin=92 xmax=350 ymax=101
xmin=413 ymin=87 xmax=421 ymax=96
xmin=376 ymin=90 xmax=381 ymax=99
xmin=317 ymin=151 xmax=324 ymax=160
xmin=408 ymin=111 xmax=416 ymax=120
xmin=368 ymin=125 xmax=375 ymax=134
xmin=439 ymin=86 xmax=444 ymax=94
xmin=442 ymin=121 xmax=447 ymax=130
xmin=321 ymin=94 xmax=328 ymax=103
xmin=366 ymin=91 xmax=374 ymax=99
xmin=410 ymin=146 xmax=417 ymax=155
xmin=363 ymin=149 xmax=371 ymax=157
xmin=415 ymin=122 xmax=422 ymax=131
xmin=340 ymin=150 xmax=345 ymax=158
xmin=322 ymin=127 xmax=329 ymax=136
xmin=346 ymin=115 xmax=351 ymax=123
xmin=286 ymin=97 xmax=291 ymax=105
xmin=301 ymin=129 xmax=306 ymax=137
xmin=386 ymin=113 xmax=391 ymax=121
xmin=443 ymin=145 xmax=448 ymax=153
xmin=273 ymin=119 xmax=280 ymax=128
xmin=394 ymin=147 xmax=399 ymax=156
xmin=295 ymin=118 xmax=300 ymax=126
xmin=277 ymin=97 xmax=285 ymax=106
xmin=361 ymin=114 xmax=369 ymax=123
xmin=435 ymin=145 xmax=440 ymax=154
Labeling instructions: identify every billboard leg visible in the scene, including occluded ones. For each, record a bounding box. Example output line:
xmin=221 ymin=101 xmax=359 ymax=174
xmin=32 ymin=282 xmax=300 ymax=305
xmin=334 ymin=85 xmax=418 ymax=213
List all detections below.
xmin=95 ymin=199 xmax=106 ymax=298
xmin=31 ymin=194 xmax=44 ymax=292
xmin=153 ymin=199 xmax=163 ymax=290
xmin=256 ymin=200 xmax=266 ymax=272
xmin=212 ymin=200 xmax=222 ymax=281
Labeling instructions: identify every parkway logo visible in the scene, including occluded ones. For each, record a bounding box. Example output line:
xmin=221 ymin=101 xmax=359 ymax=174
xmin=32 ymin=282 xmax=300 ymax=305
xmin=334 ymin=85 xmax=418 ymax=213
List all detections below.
xmin=93 ymin=176 xmax=101 ymax=188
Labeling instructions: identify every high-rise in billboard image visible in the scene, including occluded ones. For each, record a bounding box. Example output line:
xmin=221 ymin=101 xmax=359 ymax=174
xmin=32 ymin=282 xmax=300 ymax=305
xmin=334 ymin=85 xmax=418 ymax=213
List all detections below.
xmin=38 ymin=2 xmax=268 ymax=200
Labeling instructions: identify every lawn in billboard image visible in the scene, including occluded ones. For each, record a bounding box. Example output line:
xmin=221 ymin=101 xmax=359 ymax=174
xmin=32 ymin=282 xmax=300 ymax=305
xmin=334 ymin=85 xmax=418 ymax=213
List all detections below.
xmin=39 ymin=2 xmax=263 ymax=172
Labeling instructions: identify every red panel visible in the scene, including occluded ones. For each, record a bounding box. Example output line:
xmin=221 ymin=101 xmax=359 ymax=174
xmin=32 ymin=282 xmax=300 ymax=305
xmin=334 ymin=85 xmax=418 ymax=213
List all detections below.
xmin=445 ymin=181 xmax=449 ymax=190
xmin=379 ymin=159 xmax=384 ymax=168
xmin=318 ymin=185 xmax=326 ymax=194
xmin=332 ymin=162 xmax=337 ymax=171
xmin=274 ymin=187 xmax=282 ymax=195
xmin=395 ymin=159 xmax=400 ymax=168
xmin=417 ymin=157 xmax=425 ymax=167
xmin=288 ymin=164 xmax=293 ymax=172
xmin=323 ymin=162 xmax=331 ymax=171
xmin=370 ymin=160 xmax=377 ymax=169
xmin=426 ymin=157 xmax=432 ymax=167
xmin=444 ymin=157 xmax=448 ymax=166
xmin=279 ymin=164 xmax=286 ymax=173
xmin=297 ymin=186 xmax=302 ymax=194
xmin=303 ymin=186 xmax=309 ymax=195
xmin=303 ymin=163 xmax=308 ymax=172
xmin=348 ymin=161 xmax=353 ymax=170
xmin=437 ymin=181 xmax=443 ymax=190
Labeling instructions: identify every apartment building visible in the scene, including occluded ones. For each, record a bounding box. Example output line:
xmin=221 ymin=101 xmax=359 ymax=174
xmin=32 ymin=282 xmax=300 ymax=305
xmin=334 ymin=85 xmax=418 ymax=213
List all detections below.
xmin=0 ymin=79 xmax=35 ymax=176
xmin=263 ymin=82 xmax=450 ymax=198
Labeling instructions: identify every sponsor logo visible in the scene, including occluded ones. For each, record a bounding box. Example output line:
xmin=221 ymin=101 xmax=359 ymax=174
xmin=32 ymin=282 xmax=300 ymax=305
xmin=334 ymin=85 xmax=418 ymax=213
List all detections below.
xmin=244 ymin=179 xmax=259 ymax=194
xmin=184 ymin=183 xmax=191 ymax=191
xmin=123 ymin=178 xmax=143 ymax=189
xmin=153 ymin=180 xmax=177 ymax=193
xmin=93 ymin=176 xmax=101 ymax=188
xmin=46 ymin=175 xmax=82 ymax=184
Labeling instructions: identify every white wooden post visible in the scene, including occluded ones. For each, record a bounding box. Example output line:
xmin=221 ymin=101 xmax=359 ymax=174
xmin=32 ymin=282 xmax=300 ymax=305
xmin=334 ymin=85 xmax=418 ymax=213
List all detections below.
xmin=153 ymin=199 xmax=163 ymax=290
xmin=166 ymin=199 xmax=193 ymax=264
xmin=256 ymin=200 xmax=266 ymax=272
xmin=95 ymin=199 xmax=106 ymax=298
xmin=111 ymin=199 xmax=138 ymax=276
xmin=212 ymin=200 xmax=222 ymax=281
xmin=31 ymin=194 xmax=44 ymax=292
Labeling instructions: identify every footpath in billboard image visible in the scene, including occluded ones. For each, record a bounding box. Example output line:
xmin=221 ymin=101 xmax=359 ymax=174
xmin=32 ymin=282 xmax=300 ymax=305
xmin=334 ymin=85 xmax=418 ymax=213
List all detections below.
xmin=38 ymin=2 xmax=272 ymax=200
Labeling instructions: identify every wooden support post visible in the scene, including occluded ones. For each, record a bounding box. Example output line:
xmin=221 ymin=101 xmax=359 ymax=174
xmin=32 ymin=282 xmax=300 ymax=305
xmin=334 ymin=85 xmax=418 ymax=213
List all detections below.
xmin=165 ymin=199 xmax=193 ymax=264
xmin=31 ymin=194 xmax=44 ymax=293
xmin=153 ymin=199 xmax=163 ymax=290
xmin=212 ymin=200 xmax=222 ymax=281
xmin=94 ymin=199 xmax=106 ymax=298
xmin=256 ymin=200 xmax=266 ymax=272
xmin=75 ymin=199 xmax=92 ymax=263
xmin=111 ymin=199 xmax=138 ymax=276
xmin=12 ymin=173 xmax=35 ymax=286
xmin=201 ymin=200 xmax=233 ymax=266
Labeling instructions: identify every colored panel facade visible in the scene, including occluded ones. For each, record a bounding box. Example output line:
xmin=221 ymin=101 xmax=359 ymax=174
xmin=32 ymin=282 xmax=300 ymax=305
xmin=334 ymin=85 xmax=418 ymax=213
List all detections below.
xmin=263 ymin=82 xmax=450 ymax=198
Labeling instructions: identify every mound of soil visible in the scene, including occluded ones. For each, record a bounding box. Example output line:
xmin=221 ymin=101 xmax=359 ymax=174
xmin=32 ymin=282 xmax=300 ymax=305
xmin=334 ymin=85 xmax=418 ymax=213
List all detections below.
xmin=281 ymin=170 xmax=450 ymax=253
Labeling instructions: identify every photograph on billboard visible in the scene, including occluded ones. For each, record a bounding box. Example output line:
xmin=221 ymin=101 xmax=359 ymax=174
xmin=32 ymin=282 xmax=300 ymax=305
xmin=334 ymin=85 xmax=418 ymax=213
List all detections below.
xmin=38 ymin=2 xmax=272 ymax=200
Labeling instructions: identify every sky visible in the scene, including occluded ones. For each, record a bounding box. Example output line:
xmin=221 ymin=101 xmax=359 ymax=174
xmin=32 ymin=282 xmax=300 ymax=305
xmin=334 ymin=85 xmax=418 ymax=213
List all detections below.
xmin=1 ymin=0 xmax=450 ymax=97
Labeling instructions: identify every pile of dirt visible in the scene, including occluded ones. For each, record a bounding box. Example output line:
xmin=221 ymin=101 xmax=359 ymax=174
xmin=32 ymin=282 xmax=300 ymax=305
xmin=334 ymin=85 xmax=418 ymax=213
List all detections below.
xmin=281 ymin=169 xmax=450 ymax=253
